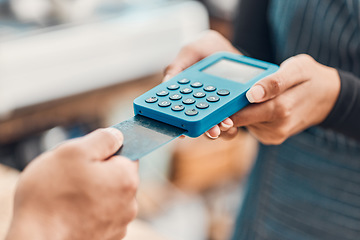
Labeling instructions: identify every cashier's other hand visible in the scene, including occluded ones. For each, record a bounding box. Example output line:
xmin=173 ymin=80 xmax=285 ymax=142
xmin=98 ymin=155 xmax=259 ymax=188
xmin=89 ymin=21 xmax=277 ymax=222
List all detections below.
xmin=6 ymin=128 xmax=139 ymax=240
xmin=162 ymin=30 xmax=241 ymax=139
xmin=162 ymin=30 xmax=241 ymax=82
xmin=207 ymin=54 xmax=341 ymax=144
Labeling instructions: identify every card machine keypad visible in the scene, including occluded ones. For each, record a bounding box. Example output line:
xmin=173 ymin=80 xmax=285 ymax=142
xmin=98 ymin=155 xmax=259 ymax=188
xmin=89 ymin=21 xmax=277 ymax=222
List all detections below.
xmin=145 ymin=81 xmax=229 ymax=116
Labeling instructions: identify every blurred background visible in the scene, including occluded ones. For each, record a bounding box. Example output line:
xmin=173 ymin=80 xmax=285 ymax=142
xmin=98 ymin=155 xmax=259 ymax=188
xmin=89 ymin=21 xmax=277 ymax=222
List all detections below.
xmin=0 ymin=0 xmax=259 ymax=239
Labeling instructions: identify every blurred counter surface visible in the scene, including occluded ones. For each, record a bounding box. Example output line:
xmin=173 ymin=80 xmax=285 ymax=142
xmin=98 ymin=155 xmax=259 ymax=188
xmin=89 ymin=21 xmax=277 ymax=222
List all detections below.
xmin=0 ymin=0 xmax=208 ymax=144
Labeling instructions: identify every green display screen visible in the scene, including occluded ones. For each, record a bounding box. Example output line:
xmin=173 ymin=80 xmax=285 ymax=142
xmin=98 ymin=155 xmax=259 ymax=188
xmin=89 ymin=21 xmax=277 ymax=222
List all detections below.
xmin=202 ymin=59 xmax=265 ymax=83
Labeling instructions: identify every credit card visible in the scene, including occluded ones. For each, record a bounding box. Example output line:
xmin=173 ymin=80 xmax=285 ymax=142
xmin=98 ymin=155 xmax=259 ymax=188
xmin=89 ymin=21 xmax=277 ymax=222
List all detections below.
xmin=112 ymin=115 xmax=185 ymax=160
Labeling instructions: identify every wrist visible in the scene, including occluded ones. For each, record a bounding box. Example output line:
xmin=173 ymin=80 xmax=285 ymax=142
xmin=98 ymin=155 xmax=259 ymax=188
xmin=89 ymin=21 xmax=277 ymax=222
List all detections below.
xmin=320 ymin=66 xmax=341 ymax=123
xmin=308 ymin=63 xmax=341 ymax=127
xmin=6 ymin=210 xmax=69 ymax=240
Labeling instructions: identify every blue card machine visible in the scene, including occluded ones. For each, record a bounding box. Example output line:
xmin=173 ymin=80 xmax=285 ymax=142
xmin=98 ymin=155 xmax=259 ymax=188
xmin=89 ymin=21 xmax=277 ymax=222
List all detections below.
xmin=113 ymin=52 xmax=278 ymax=160
xmin=133 ymin=52 xmax=279 ymax=138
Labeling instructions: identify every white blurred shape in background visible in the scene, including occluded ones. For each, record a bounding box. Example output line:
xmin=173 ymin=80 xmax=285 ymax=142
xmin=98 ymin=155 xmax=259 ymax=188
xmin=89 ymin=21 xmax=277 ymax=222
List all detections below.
xmin=40 ymin=126 xmax=68 ymax=151
xmin=10 ymin=0 xmax=116 ymax=24
xmin=10 ymin=0 xmax=53 ymax=25
xmin=0 ymin=1 xmax=209 ymax=118
xmin=52 ymin=0 xmax=104 ymax=23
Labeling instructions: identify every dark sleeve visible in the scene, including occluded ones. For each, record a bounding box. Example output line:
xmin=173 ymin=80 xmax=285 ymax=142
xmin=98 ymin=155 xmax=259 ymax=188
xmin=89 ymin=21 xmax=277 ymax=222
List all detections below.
xmin=320 ymin=70 xmax=360 ymax=141
xmin=232 ymin=0 xmax=273 ymax=62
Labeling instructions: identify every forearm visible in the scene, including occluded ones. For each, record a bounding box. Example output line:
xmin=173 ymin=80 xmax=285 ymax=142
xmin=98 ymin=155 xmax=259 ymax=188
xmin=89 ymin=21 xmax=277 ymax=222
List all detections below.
xmin=320 ymin=70 xmax=360 ymax=141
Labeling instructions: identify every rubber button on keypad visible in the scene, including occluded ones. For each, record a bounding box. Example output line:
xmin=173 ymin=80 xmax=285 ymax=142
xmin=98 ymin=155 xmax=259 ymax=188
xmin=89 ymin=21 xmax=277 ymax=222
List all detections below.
xmin=178 ymin=78 xmax=190 ymax=84
xmin=169 ymin=94 xmax=182 ymax=100
xmin=196 ymin=102 xmax=209 ymax=109
xmin=167 ymin=84 xmax=180 ymax=90
xmin=182 ymin=98 xmax=196 ymax=105
xmin=145 ymin=97 xmax=158 ymax=103
xmin=157 ymin=90 xmax=169 ymax=96
xmin=204 ymin=85 xmax=217 ymax=92
xmin=180 ymin=88 xmax=193 ymax=94
xmin=185 ymin=109 xmax=199 ymax=116
xmin=193 ymin=92 xmax=206 ymax=98
xmin=158 ymin=100 xmax=171 ymax=107
xmin=207 ymin=96 xmax=220 ymax=102
xmin=191 ymin=82 xmax=203 ymax=88
xmin=217 ymin=89 xmax=230 ymax=96
xmin=172 ymin=104 xmax=185 ymax=111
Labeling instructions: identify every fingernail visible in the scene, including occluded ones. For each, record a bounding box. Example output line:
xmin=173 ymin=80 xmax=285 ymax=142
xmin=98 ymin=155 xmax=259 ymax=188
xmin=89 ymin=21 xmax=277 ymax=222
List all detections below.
xmin=163 ymin=74 xmax=171 ymax=82
xmin=246 ymin=85 xmax=265 ymax=103
xmin=205 ymin=131 xmax=219 ymax=140
xmin=220 ymin=122 xmax=232 ymax=128
xmin=105 ymin=128 xmax=123 ymax=143
xmin=223 ymin=118 xmax=234 ymax=126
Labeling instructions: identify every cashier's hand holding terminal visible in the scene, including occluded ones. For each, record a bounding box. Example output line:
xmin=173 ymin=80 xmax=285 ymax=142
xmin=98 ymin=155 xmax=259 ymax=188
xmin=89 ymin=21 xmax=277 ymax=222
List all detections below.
xmin=163 ymin=30 xmax=242 ymax=139
xmin=164 ymin=30 xmax=341 ymax=144
xmin=6 ymin=128 xmax=139 ymax=240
